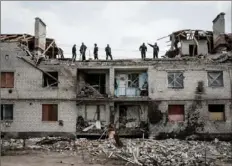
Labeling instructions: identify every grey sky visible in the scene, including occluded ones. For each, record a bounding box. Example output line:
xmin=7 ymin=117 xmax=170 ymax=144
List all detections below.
xmin=1 ymin=1 xmax=231 ymax=59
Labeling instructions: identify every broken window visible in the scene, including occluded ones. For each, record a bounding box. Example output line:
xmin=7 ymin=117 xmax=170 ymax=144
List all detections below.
xmin=43 ymin=72 xmax=58 ymax=87
xmin=42 ymin=104 xmax=58 ymax=121
xmin=85 ymin=105 xmax=106 ymax=121
xmin=1 ymin=104 xmax=13 ymax=120
xmin=208 ymin=71 xmax=223 ymax=87
xmin=86 ymin=74 xmax=106 ymax=94
xmin=119 ymin=106 xmax=127 ymax=128
xmin=168 ymin=105 xmax=184 ymax=122
xmin=189 ymin=44 xmax=198 ymax=56
xmin=168 ymin=72 xmax=184 ymax=88
xmin=128 ymin=73 xmax=139 ymax=88
xmin=1 ymin=72 xmax=14 ymax=88
xmin=208 ymin=104 xmax=225 ymax=121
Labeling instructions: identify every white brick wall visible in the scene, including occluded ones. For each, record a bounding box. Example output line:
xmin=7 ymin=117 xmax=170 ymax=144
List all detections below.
xmin=1 ymin=43 xmax=231 ymax=135
xmin=148 ymin=65 xmax=231 ymax=100
xmin=1 ymin=101 xmax=77 ymax=132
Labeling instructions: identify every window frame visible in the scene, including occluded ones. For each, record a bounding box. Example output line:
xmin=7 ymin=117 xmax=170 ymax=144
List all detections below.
xmin=1 ymin=72 xmax=15 ymax=88
xmin=208 ymin=104 xmax=225 ymax=121
xmin=42 ymin=72 xmax=59 ymax=88
xmin=128 ymin=73 xmax=139 ymax=88
xmin=42 ymin=104 xmax=58 ymax=122
xmin=207 ymin=71 xmax=224 ymax=88
xmin=1 ymin=104 xmax=14 ymax=121
xmin=167 ymin=72 xmax=184 ymax=89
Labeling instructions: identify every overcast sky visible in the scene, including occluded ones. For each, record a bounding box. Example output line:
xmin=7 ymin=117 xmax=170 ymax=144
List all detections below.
xmin=1 ymin=1 xmax=231 ymax=59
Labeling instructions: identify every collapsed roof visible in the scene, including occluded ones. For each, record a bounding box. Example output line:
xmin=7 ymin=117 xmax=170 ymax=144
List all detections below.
xmin=158 ymin=13 xmax=231 ymax=59
xmin=0 ymin=33 xmax=63 ymax=59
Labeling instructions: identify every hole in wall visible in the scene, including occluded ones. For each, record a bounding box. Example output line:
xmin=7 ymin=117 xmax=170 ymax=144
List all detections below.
xmin=8 ymin=89 xmax=12 ymax=93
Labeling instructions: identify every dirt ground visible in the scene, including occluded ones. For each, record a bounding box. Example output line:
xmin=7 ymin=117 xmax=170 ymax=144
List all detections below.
xmin=1 ymin=151 xmax=123 ymax=166
xmin=1 ymin=151 xmax=232 ymax=166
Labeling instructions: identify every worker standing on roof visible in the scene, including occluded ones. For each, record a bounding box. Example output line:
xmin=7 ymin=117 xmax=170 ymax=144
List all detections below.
xmin=139 ymin=43 xmax=147 ymax=60
xmin=105 ymin=44 xmax=113 ymax=60
xmin=148 ymin=42 xmax=159 ymax=59
xmin=94 ymin=43 xmax=98 ymax=60
xmin=72 ymin=44 xmax=76 ymax=62
xmin=80 ymin=42 xmax=87 ymax=61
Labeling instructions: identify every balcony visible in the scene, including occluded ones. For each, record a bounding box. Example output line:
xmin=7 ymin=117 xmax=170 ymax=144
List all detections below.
xmin=114 ymin=72 xmax=148 ymax=98
xmin=77 ymin=69 xmax=110 ymax=100
xmin=115 ymin=87 xmax=148 ymax=97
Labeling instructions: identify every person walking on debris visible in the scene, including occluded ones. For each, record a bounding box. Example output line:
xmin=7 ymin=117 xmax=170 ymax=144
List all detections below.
xmin=148 ymin=42 xmax=159 ymax=59
xmin=94 ymin=43 xmax=98 ymax=60
xmin=105 ymin=44 xmax=113 ymax=60
xmin=80 ymin=42 xmax=87 ymax=61
xmin=72 ymin=44 xmax=77 ymax=62
xmin=139 ymin=43 xmax=147 ymax=60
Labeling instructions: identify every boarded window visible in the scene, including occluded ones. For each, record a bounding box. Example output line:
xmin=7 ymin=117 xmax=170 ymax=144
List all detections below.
xmin=1 ymin=104 xmax=13 ymax=120
xmin=128 ymin=73 xmax=139 ymax=88
xmin=1 ymin=72 xmax=14 ymax=88
xmin=168 ymin=72 xmax=184 ymax=88
xmin=42 ymin=104 xmax=58 ymax=121
xmin=43 ymin=72 xmax=58 ymax=87
xmin=208 ymin=71 xmax=223 ymax=87
xmin=208 ymin=104 xmax=225 ymax=121
xmin=168 ymin=105 xmax=184 ymax=122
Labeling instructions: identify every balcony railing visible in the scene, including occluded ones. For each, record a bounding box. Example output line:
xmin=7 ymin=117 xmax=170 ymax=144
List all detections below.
xmin=115 ymin=87 xmax=148 ymax=97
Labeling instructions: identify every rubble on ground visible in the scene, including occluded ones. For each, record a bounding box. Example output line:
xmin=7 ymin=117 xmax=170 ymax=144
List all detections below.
xmin=1 ymin=137 xmax=231 ymax=166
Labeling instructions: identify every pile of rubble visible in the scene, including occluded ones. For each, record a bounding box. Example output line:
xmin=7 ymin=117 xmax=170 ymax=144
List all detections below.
xmin=1 ymin=137 xmax=232 ymax=166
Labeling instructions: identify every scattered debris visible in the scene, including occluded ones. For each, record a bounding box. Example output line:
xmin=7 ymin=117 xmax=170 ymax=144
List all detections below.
xmin=1 ymin=137 xmax=231 ymax=166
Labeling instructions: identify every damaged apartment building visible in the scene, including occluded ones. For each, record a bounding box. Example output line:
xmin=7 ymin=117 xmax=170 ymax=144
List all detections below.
xmin=1 ymin=13 xmax=232 ymax=139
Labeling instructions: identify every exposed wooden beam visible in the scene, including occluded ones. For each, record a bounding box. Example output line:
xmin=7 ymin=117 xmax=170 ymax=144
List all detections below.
xmin=42 ymin=40 xmax=55 ymax=56
xmin=17 ymin=56 xmax=60 ymax=84
xmin=170 ymin=34 xmax=175 ymax=51
xmin=157 ymin=35 xmax=170 ymax=41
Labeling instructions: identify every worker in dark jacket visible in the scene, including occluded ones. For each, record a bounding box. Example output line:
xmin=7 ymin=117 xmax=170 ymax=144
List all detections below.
xmin=72 ymin=44 xmax=76 ymax=62
xmin=93 ymin=43 xmax=98 ymax=60
xmin=148 ymin=42 xmax=159 ymax=59
xmin=80 ymin=42 xmax=87 ymax=61
xmin=139 ymin=43 xmax=147 ymax=60
xmin=105 ymin=44 xmax=113 ymax=60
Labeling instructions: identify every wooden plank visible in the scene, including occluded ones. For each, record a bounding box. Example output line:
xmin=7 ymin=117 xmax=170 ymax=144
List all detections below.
xmin=42 ymin=104 xmax=49 ymax=121
xmin=1 ymin=72 xmax=6 ymax=88
xmin=51 ymin=104 xmax=58 ymax=121
xmin=42 ymin=40 xmax=55 ymax=57
xmin=6 ymin=72 xmax=14 ymax=88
